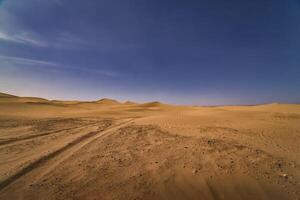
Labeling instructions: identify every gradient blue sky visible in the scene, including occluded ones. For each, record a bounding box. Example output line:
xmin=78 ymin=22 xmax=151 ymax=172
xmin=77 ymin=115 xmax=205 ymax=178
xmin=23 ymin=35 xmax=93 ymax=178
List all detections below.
xmin=0 ymin=0 xmax=299 ymax=105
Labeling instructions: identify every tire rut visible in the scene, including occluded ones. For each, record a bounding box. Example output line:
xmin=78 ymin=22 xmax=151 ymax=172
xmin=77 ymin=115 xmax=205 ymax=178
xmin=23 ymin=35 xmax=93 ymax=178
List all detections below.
xmin=0 ymin=119 xmax=134 ymax=191
xmin=0 ymin=122 xmax=98 ymax=146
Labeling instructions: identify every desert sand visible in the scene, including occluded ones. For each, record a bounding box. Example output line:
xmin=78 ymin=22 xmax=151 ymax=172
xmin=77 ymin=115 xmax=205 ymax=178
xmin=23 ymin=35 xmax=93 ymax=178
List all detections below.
xmin=0 ymin=92 xmax=299 ymax=200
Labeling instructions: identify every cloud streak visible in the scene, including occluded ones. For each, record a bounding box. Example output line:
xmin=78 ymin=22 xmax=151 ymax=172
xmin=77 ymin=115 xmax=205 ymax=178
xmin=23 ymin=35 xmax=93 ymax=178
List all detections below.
xmin=0 ymin=30 xmax=95 ymax=50
xmin=0 ymin=55 xmax=119 ymax=77
xmin=0 ymin=55 xmax=58 ymax=66
xmin=0 ymin=32 xmax=47 ymax=47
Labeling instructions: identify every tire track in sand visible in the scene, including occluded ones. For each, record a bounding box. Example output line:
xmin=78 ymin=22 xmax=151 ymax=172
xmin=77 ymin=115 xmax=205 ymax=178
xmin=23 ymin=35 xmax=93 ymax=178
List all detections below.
xmin=0 ymin=125 xmax=95 ymax=146
xmin=0 ymin=119 xmax=135 ymax=191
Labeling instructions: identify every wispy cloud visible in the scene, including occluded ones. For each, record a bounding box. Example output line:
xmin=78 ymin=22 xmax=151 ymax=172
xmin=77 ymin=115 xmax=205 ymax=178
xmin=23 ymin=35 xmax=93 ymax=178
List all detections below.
xmin=0 ymin=31 xmax=47 ymax=47
xmin=0 ymin=55 xmax=120 ymax=77
xmin=0 ymin=30 xmax=93 ymax=49
xmin=52 ymin=32 xmax=94 ymax=49
xmin=0 ymin=55 xmax=57 ymax=66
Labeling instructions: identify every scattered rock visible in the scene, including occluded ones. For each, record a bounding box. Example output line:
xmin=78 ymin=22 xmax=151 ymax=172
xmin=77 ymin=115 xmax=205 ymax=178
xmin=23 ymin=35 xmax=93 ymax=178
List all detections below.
xmin=207 ymin=139 xmax=215 ymax=145
xmin=277 ymin=163 xmax=282 ymax=168
xmin=280 ymin=173 xmax=288 ymax=180
xmin=255 ymin=149 xmax=262 ymax=154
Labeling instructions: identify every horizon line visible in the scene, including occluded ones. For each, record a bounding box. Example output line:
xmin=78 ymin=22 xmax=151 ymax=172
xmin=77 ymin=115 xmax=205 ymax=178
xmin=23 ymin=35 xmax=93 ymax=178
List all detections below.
xmin=1 ymin=91 xmax=299 ymax=107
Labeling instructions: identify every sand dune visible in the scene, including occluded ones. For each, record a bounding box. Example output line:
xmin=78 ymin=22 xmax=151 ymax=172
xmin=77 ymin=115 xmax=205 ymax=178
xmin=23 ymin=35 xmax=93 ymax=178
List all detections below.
xmin=0 ymin=92 xmax=48 ymax=103
xmin=95 ymin=98 xmax=120 ymax=105
xmin=0 ymin=93 xmax=299 ymax=200
xmin=0 ymin=93 xmax=17 ymax=98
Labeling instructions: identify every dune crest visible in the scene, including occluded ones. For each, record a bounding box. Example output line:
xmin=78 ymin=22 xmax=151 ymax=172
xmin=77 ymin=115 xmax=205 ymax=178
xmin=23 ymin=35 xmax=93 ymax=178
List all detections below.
xmin=95 ymin=98 xmax=120 ymax=105
xmin=0 ymin=92 xmax=18 ymax=98
xmin=0 ymin=93 xmax=48 ymax=103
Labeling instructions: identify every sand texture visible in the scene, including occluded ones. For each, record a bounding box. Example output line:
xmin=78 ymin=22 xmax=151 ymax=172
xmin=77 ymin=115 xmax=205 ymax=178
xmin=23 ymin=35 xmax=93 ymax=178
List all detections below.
xmin=0 ymin=93 xmax=299 ymax=200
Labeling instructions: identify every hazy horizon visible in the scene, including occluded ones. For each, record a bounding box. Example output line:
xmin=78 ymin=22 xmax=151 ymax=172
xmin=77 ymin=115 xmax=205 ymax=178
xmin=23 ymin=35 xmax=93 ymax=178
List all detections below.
xmin=1 ymin=90 xmax=300 ymax=107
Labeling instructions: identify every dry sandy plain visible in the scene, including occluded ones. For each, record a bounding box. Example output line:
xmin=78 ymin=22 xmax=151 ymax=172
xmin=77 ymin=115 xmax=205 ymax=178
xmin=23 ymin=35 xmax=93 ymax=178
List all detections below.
xmin=0 ymin=92 xmax=299 ymax=200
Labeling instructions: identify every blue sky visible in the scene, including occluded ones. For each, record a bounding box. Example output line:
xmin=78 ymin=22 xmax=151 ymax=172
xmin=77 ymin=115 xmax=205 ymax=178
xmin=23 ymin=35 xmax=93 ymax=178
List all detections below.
xmin=0 ymin=0 xmax=299 ymax=105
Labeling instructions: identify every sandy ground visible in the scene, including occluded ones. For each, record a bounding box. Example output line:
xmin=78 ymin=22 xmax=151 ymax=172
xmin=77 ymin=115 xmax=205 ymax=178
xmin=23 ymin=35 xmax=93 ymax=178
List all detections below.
xmin=0 ymin=92 xmax=299 ymax=200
